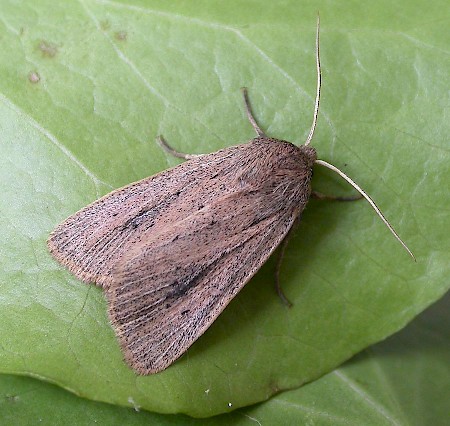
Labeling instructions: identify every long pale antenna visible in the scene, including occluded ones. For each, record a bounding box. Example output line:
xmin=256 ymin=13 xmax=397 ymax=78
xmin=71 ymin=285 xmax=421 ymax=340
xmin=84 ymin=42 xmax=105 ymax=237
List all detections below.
xmin=316 ymin=159 xmax=416 ymax=261
xmin=306 ymin=17 xmax=415 ymax=260
xmin=305 ymin=14 xmax=321 ymax=146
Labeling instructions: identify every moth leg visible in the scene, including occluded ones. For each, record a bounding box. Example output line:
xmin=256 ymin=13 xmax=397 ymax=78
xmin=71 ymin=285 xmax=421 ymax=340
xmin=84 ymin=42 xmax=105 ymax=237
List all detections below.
xmin=241 ymin=87 xmax=267 ymax=138
xmin=275 ymin=218 xmax=301 ymax=308
xmin=156 ymin=135 xmax=201 ymax=160
xmin=276 ymin=192 xmax=362 ymax=307
xmin=311 ymin=191 xmax=363 ymax=202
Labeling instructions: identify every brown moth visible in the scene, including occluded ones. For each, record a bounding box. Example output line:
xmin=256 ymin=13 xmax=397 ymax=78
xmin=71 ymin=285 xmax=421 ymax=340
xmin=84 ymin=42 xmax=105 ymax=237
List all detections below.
xmin=47 ymin=17 xmax=414 ymax=374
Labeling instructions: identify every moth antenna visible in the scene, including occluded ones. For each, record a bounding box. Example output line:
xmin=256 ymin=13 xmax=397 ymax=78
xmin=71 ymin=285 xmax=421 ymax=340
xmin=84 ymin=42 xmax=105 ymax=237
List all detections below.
xmin=241 ymin=87 xmax=267 ymax=137
xmin=304 ymin=14 xmax=321 ymax=147
xmin=315 ymin=159 xmax=416 ymax=261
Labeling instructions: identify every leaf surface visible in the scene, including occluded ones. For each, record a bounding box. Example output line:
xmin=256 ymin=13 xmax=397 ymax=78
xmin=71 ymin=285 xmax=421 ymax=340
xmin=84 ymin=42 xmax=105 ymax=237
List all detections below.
xmin=0 ymin=0 xmax=448 ymax=417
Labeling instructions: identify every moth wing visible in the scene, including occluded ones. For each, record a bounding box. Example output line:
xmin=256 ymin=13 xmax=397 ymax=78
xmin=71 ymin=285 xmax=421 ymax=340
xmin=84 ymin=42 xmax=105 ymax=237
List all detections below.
xmin=47 ymin=145 xmax=248 ymax=288
xmin=106 ymin=191 xmax=299 ymax=374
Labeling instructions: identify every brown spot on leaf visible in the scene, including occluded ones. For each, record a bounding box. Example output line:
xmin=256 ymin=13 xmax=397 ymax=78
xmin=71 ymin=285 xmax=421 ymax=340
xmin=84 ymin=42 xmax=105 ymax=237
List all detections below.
xmin=39 ymin=41 xmax=58 ymax=57
xmin=28 ymin=71 xmax=40 ymax=84
xmin=115 ymin=31 xmax=127 ymax=41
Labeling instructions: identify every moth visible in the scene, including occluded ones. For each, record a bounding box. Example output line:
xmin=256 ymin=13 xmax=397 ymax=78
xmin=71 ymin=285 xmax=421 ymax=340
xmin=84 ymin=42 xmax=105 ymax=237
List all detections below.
xmin=47 ymin=17 xmax=414 ymax=374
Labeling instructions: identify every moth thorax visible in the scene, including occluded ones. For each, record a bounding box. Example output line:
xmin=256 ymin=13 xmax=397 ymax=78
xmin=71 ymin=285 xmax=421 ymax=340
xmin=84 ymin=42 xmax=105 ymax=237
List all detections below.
xmin=299 ymin=145 xmax=317 ymax=168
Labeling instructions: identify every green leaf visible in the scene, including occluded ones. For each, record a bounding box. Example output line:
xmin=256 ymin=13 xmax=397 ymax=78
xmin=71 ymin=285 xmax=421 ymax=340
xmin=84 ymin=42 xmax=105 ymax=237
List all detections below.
xmin=0 ymin=0 xmax=448 ymax=418
xmin=1 ymin=293 xmax=448 ymax=424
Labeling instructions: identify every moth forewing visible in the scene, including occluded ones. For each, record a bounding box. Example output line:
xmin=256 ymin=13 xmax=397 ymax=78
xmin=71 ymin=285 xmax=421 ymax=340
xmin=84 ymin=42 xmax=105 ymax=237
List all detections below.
xmin=47 ymin=144 xmax=263 ymax=288
xmin=106 ymin=140 xmax=316 ymax=374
